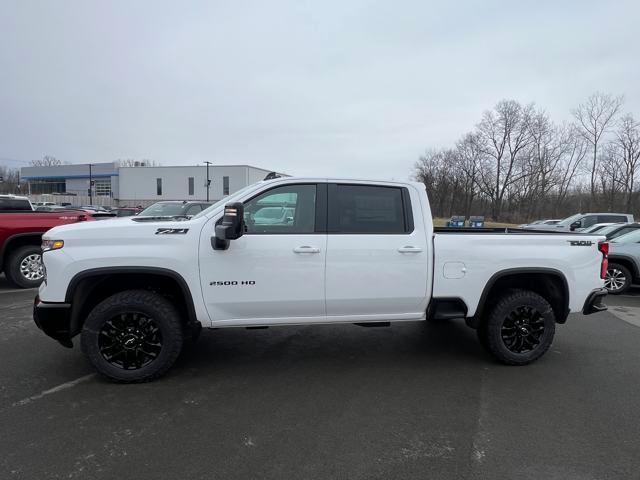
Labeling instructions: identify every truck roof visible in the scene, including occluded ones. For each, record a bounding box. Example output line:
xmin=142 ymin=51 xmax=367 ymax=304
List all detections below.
xmin=259 ymin=176 xmax=424 ymax=188
xmin=0 ymin=194 xmax=30 ymax=200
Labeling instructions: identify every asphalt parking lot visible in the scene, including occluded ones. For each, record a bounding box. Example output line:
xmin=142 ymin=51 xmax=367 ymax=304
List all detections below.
xmin=1 ymin=276 xmax=639 ymax=480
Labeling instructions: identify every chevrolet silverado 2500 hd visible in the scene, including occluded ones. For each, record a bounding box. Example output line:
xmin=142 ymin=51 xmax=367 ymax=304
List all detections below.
xmin=33 ymin=178 xmax=609 ymax=382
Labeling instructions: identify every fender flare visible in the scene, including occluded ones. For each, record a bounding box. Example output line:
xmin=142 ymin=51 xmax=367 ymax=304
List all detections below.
xmin=65 ymin=266 xmax=199 ymax=333
xmin=0 ymin=232 xmax=44 ymax=272
xmin=470 ymin=267 xmax=570 ymax=327
xmin=608 ymin=254 xmax=640 ymax=278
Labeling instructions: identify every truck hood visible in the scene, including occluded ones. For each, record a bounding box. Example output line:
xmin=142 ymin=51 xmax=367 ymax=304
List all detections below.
xmin=44 ymin=216 xmax=204 ymax=240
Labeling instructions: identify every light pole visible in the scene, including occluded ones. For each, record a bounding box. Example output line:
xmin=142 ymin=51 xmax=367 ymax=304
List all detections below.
xmin=204 ymin=161 xmax=212 ymax=202
xmin=88 ymin=163 xmax=93 ymax=204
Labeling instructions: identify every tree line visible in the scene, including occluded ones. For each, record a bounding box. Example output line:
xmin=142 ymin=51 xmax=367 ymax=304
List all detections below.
xmin=413 ymin=92 xmax=640 ymax=222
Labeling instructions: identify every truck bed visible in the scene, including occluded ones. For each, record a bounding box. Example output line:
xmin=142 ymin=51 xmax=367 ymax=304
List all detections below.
xmin=434 ymin=227 xmax=579 ymax=235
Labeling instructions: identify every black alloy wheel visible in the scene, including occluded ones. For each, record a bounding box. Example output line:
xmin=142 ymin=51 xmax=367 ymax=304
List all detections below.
xmin=500 ymin=305 xmax=545 ymax=354
xmin=98 ymin=312 xmax=162 ymax=370
xmin=81 ymin=290 xmax=183 ymax=383
xmin=478 ymin=289 xmax=556 ymax=365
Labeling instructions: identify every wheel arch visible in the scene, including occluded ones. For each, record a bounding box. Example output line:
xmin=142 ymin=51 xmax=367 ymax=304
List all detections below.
xmin=65 ymin=267 xmax=199 ymax=337
xmin=608 ymin=255 xmax=640 ymax=280
xmin=469 ymin=268 xmax=570 ymax=328
xmin=0 ymin=233 xmax=43 ymax=272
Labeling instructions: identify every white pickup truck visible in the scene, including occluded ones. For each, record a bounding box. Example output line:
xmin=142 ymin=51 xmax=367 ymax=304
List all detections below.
xmin=34 ymin=177 xmax=609 ymax=382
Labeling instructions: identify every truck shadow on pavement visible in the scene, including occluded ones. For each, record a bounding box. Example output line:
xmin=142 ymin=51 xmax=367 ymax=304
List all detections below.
xmin=171 ymin=320 xmax=489 ymax=377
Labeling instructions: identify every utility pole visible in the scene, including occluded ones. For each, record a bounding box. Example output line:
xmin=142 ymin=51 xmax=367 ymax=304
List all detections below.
xmin=88 ymin=163 xmax=93 ymax=204
xmin=204 ymin=161 xmax=212 ymax=202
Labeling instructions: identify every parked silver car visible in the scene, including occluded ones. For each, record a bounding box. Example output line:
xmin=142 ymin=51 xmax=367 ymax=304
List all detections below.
xmin=605 ymin=229 xmax=640 ymax=294
xmin=523 ymin=213 xmax=633 ymax=232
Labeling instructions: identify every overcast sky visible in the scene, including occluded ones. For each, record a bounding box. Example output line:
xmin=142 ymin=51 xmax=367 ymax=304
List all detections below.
xmin=1 ymin=0 xmax=638 ymax=179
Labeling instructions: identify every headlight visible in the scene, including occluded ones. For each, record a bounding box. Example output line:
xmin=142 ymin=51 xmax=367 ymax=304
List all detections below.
xmin=42 ymin=239 xmax=64 ymax=252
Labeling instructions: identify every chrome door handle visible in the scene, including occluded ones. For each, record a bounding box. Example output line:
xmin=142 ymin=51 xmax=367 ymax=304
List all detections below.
xmin=397 ymin=246 xmax=423 ymax=253
xmin=293 ymin=246 xmax=320 ymax=254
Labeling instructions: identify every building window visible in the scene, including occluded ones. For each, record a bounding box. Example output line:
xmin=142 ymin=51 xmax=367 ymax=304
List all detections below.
xmin=157 ymin=178 xmax=162 ymax=196
xmin=27 ymin=179 xmax=65 ymax=195
xmin=94 ymin=179 xmax=111 ymax=196
xmin=223 ymin=176 xmax=230 ymax=196
xmin=188 ymin=177 xmax=194 ymax=196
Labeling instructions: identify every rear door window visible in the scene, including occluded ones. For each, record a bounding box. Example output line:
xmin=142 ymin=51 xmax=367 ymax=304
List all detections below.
xmin=328 ymin=184 xmax=412 ymax=234
xmin=0 ymin=198 xmax=32 ymax=211
xmin=598 ymin=215 xmax=628 ymax=223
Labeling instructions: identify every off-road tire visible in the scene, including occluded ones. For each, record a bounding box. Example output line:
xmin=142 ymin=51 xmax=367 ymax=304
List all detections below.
xmin=5 ymin=245 xmax=44 ymax=289
xmin=478 ymin=289 xmax=556 ymax=366
xmin=81 ymin=290 xmax=183 ymax=383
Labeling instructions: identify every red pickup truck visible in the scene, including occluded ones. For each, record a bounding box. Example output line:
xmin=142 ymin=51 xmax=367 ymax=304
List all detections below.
xmin=0 ymin=201 xmax=94 ymax=288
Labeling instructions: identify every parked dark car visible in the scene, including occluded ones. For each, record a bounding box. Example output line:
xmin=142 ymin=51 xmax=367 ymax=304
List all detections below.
xmin=138 ymin=201 xmax=212 ymax=218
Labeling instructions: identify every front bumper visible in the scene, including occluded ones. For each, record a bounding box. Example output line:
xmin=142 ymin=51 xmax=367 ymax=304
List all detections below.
xmin=582 ymin=288 xmax=608 ymax=315
xmin=33 ymin=295 xmax=73 ymax=348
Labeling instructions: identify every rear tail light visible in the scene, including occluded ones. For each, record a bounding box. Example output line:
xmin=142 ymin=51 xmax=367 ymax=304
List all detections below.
xmin=598 ymin=241 xmax=609 ymax=279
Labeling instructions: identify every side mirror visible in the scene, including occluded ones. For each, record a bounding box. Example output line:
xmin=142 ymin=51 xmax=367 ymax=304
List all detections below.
xmin=570 ymin=221 xmax=581 ymax=231
xmin=212 ymin=202 xmax=245 ymax=250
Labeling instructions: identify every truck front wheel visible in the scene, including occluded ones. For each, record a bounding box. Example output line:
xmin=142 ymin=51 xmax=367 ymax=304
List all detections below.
xmin=5 ymin=245 xmax=44 ymax=288
xmin=81 ymin=290 xmax=184 ymax=383
xmin=478 ymin=289 xmax=556 ymax=365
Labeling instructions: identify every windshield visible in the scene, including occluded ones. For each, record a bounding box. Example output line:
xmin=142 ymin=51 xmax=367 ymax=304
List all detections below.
xmin=139 ymin=203 xmax=186 ymax=217
xmin=612 ymin=229 xmax=640 ymax=244
xmin=557 ymin=213 xmax=583 ymax=226
xmin=192 ymin=183 xmax=262 ymax=219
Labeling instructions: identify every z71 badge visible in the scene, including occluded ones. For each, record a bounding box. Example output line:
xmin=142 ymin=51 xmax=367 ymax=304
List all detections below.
xmin=155 ymin=228 xmax=189 ymax=235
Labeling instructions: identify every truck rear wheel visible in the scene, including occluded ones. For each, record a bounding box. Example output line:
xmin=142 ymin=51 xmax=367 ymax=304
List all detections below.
xmin=81 ymin=290 xmax=184 ymax=383
xmin=5 ymin=245 xmax=44 ymax=289
xmin=478 ymin=289 xmax=555 ymax=365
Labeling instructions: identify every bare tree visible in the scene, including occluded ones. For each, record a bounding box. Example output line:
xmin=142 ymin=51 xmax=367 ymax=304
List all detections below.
xmin=414 ymin=149 xmax=457 ymax=218
xmin=553 ymin=125 xmax=587 ymax=216
xmin=0 ymin=165 xmax=22 ymax=194
xmin=614 ymin=113 xmax=640 ymax=211
xmin=598 ymin=144 xmax=625 ymax=211
xmin=476 ymin=100 xmax=534 ymax=220
xmin=30 ymin=155 xmax=63 ymax=167
xmin=413 ymin=94 xmax=636 ymax=223
xmin=456 ymin=132 xmax=483 ymax=218
xmin=572 ymin=92 xmax=623 ymax=208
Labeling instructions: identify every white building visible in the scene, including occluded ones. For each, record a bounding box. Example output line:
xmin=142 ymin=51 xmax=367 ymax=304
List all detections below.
xmin=20 ymin=163 xmax=284 ymax=206
xmin=118 ymin=165 xmax=276 ymax=205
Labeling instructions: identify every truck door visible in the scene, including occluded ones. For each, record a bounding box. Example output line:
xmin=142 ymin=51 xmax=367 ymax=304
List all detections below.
xmin=325 ymin=183 xmax=429 ymax=320
xmin=199 ymin=183 xmax=327 ymax=324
